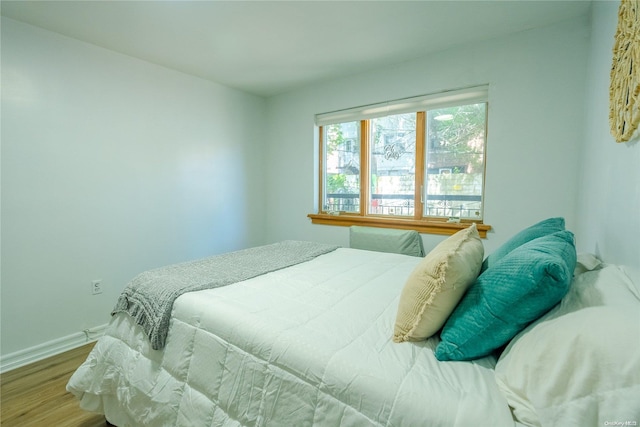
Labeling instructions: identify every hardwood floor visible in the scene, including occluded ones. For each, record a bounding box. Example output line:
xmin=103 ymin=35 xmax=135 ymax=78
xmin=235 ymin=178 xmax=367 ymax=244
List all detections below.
xmin=1 ymin=342 xmax=109 ymax=426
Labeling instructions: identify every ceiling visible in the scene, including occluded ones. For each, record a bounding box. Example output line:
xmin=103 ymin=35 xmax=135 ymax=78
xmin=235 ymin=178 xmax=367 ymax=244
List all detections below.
xmin=1 ymin=1 xmax=592 ymax=97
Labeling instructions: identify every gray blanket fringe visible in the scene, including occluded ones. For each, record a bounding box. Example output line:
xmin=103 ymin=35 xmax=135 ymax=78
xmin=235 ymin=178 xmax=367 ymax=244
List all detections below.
xmin=112 ymin=241 xmax=339 ymax=350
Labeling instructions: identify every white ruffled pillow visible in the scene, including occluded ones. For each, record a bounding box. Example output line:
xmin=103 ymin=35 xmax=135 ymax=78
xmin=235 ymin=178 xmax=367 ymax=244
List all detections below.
xmin=494 ymin=256 xmax=640 ymax=426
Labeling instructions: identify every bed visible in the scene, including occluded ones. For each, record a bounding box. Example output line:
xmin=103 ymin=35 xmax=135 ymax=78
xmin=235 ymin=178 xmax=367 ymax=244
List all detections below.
xmin=67 ymin=219 xmax=640 ymax=427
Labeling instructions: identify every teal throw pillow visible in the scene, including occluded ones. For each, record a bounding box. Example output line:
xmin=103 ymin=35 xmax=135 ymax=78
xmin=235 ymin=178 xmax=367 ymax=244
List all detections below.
xmin=481 ymin=217 xmax=565 ymax=272
xmin=435 ymin=230 xmax=577 ymax=361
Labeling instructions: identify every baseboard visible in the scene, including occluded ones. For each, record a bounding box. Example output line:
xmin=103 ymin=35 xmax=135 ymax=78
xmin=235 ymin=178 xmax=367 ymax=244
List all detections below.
xmin=0 ymin=323 xmax=108 ymax=373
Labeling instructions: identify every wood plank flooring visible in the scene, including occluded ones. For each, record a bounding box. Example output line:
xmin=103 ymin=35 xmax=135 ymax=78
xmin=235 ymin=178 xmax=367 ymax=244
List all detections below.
xmin=1 ymin=342 xmax=109 ymax=426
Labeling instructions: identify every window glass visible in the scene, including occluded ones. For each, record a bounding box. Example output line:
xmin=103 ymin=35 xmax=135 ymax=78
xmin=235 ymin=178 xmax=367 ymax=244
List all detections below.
xmin=425 ymin=103 xmax=486 ymax=219
xmin=369 ymin=113 xmax=416 ymax=216
xmin=323 ymin=121 xmax=360 ymax=213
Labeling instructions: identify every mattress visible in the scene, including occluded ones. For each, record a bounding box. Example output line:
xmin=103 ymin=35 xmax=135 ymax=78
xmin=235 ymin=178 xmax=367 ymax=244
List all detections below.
xmin=67 ymin=247 xmax=515 ymax=426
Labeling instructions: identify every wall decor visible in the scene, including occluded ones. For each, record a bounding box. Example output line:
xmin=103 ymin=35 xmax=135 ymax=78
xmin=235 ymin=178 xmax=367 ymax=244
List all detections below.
xmin=610 ymin=0 xmax=640 ymax=143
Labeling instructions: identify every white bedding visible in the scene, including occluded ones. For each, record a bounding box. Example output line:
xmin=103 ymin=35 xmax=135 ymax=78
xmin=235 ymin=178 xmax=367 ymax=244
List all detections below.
xmin=68 ymin=248 xmax=515 ymax=426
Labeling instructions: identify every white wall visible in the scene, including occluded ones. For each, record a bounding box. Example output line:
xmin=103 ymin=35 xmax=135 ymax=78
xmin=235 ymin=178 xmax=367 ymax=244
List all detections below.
xmin=265 ymin=16 xmax=590 ymax=255
xmin=577 ymin=1 xmax=640 ymax=283
xmin=1 ymin=18 xmax=267 ymax=358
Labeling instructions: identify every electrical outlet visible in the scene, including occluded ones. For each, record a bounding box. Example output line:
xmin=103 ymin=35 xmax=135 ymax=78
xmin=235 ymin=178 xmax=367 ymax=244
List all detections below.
xmin=91 ymin=279 xmax=103 ymax=295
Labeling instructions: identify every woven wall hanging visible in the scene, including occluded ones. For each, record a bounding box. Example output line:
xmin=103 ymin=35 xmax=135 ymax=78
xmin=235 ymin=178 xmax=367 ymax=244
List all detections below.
xmin=610 ymin=0 xmax=640 ymax=143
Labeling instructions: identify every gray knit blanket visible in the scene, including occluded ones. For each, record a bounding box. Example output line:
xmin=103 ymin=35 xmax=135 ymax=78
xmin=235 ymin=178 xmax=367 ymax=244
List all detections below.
xmin=112 ymin=241 xmax=340 ymax=350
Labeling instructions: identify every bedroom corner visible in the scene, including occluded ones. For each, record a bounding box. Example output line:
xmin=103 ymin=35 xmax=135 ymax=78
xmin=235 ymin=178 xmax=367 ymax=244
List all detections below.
xmin=576 ymin=0 xmax=640 ymax=286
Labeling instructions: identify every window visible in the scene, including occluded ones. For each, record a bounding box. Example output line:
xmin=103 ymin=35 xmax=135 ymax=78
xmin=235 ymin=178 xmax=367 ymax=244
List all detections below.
xmin=309 ymin=86 xmax=491 ymax=237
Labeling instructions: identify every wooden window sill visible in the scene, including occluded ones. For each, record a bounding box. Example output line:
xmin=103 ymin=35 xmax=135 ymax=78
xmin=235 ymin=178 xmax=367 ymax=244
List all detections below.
xmin=307 ymin=213 xmax=491 ymax=238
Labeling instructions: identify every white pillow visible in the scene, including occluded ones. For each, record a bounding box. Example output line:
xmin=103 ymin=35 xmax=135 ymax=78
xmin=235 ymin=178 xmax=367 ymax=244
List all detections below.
xmin=560 ymin=261 xmax=640 ymax=314
xmin=495 ymin=307 xmax=640 ymax=426
xmin=495 ymin=262 xmax=640 ymax=426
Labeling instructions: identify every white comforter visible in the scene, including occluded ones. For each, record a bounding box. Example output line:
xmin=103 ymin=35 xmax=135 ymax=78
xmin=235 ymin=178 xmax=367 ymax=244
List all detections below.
xmin=68 ymin=248 xmax=515 ymax=426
